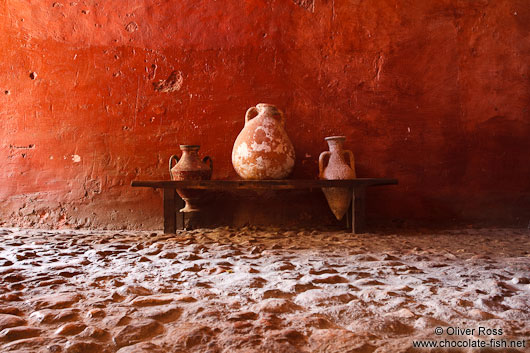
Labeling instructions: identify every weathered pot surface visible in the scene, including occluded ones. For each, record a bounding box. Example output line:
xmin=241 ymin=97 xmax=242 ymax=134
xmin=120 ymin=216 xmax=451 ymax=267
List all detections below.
xmin=319 ymin=136 xmax=356 ymax=220
xmin=169 ymin=145 xmax=212 ymax=212
xmin=232 ymin=103 xmax=295 ymax=180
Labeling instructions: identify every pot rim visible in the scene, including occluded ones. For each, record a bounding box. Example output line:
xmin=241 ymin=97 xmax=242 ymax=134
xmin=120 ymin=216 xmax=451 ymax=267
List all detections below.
xmin=256 ymin=103 xmax=277 ymax=108
xmin=324 ymin=135 xmax=346 ymax=141
xmin=180 ymin=144 xmax=200 ymax=149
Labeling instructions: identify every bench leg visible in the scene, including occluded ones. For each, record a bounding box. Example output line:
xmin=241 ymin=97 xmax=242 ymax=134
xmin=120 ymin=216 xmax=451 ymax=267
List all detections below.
xmin=351 ymin=188 xmax=356 ymax=234
xmin=176 ymin=195 xmax=185 ymax=230
xmin=354 ymin=186 xmax=367 ymax=233
xmin=345 ymin=204 xmax=351 ymax=229
xmin=163 ymin=188 xmax=177 ymax=234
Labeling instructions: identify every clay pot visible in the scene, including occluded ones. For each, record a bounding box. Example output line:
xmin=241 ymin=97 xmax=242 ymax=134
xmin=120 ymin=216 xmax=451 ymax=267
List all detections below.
xmin=169 ymin=145 xmax=212 ymax=212
xmin=232 ymin=103 xmax=295 ymax=180
xmin=319 ymin=136 xmax=356 ymax=220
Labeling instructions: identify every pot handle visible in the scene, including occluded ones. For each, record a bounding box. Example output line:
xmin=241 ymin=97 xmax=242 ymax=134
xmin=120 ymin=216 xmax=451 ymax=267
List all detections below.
xmin=318 ymin=151 xmax=330 ymax=175
xmin=169 ymin=155 xmax=179 ymax=180
xmin=344 ymin=150 xmax=356 ymax=176
xmin=202 ymin=156 xmax=213 ymax=171
xmin=245 ymin=106 xmax=259 ymax=124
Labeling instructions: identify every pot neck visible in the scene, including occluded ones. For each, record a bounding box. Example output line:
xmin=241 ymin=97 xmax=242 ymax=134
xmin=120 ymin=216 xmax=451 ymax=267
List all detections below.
xmin=257 ymin=104 xmax=281 ymax=118
xmin=326 ymin=137 xmax=345 ymax=152
xmin=180 ymin=145 xmax=200 ymax=156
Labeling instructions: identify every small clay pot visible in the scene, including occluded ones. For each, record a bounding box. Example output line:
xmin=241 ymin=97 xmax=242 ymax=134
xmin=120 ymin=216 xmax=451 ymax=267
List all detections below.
xmin=319 ymin=136 xmax=356 ymax=220
xmin=169 ymin=145 xmax=212 ymax=212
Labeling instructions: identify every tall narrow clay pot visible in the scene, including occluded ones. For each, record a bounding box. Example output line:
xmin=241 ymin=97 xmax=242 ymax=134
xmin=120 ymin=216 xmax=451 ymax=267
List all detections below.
xmin=232 ymin=103 xmax=295 ymax=180
xmin=169 ymin=145 xmax=212 ymax=212
xmin=319 ymin=136 xmax=356 ymax=220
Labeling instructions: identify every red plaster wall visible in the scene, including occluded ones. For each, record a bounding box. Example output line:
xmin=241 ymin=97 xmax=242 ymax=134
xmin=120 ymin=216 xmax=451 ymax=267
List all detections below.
xmin=1 ymin=0 xmax=529 ymax=229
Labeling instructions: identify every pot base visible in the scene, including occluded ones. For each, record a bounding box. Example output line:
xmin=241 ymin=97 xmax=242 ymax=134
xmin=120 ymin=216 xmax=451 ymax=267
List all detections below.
xmin=179 ymin=198 xmax=201 ymax=213
xmin=322 ymin=187 xmax=352 ymax=220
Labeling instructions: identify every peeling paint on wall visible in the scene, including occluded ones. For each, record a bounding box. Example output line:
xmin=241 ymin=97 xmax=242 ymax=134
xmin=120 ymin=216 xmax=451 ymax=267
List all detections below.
xmin=125 ymin=22 xmax=138 ymax=32
xmin=292 ymin=0 xmax=315 ymax=13
xmin=153 ymin=71 xmax=183 ymax=93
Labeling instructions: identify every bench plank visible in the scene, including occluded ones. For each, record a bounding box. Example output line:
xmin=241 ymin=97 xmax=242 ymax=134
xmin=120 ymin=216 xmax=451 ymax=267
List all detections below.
xmin=131 ymin=178 xmax=397 ymax=189
xmin=132 ymin=178 xmax=398 ymax=234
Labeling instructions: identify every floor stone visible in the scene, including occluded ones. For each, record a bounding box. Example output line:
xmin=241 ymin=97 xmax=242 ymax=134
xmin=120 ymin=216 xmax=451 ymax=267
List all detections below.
xmin=0 ymin=227 xmax=528 ymax=352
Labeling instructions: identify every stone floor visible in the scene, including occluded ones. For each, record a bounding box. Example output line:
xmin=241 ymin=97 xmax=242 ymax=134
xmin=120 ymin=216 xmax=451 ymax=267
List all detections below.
xmin=0 ymin=227 xmax=528 ymax=353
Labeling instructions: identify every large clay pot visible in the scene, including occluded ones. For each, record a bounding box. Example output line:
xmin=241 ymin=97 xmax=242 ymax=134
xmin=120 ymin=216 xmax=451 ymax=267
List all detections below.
xmin=169 ymin=145 xmax=212 ymax=212
xmin=232 ymin=103 xmax=295 ymax=180
xmin=319 ymin=136 xmax=356 ymax=220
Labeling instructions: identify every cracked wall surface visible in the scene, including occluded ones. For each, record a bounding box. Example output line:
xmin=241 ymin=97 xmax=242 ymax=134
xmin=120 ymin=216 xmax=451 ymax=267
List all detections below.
xmin=0 ymin=0 xmax=529 ymax=229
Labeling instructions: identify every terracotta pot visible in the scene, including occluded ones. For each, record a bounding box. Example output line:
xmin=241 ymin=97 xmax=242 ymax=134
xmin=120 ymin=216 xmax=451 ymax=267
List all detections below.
xmin=319 ymin=136 xmax=356 ymax=220
xmin=232 ymin=103 xmax=295 ymax=180
xmin=169 ymin=145 xmax=212 ymax=212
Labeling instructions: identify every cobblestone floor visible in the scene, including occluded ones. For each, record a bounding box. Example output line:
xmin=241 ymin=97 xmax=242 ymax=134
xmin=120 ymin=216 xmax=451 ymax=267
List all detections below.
xmin=0 ymin=227 xmax=528 ymax=352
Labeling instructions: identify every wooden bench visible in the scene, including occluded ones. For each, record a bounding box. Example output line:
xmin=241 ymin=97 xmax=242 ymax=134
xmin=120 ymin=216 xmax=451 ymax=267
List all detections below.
xmin=131 ymin=178 xmax=398 ymax=234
